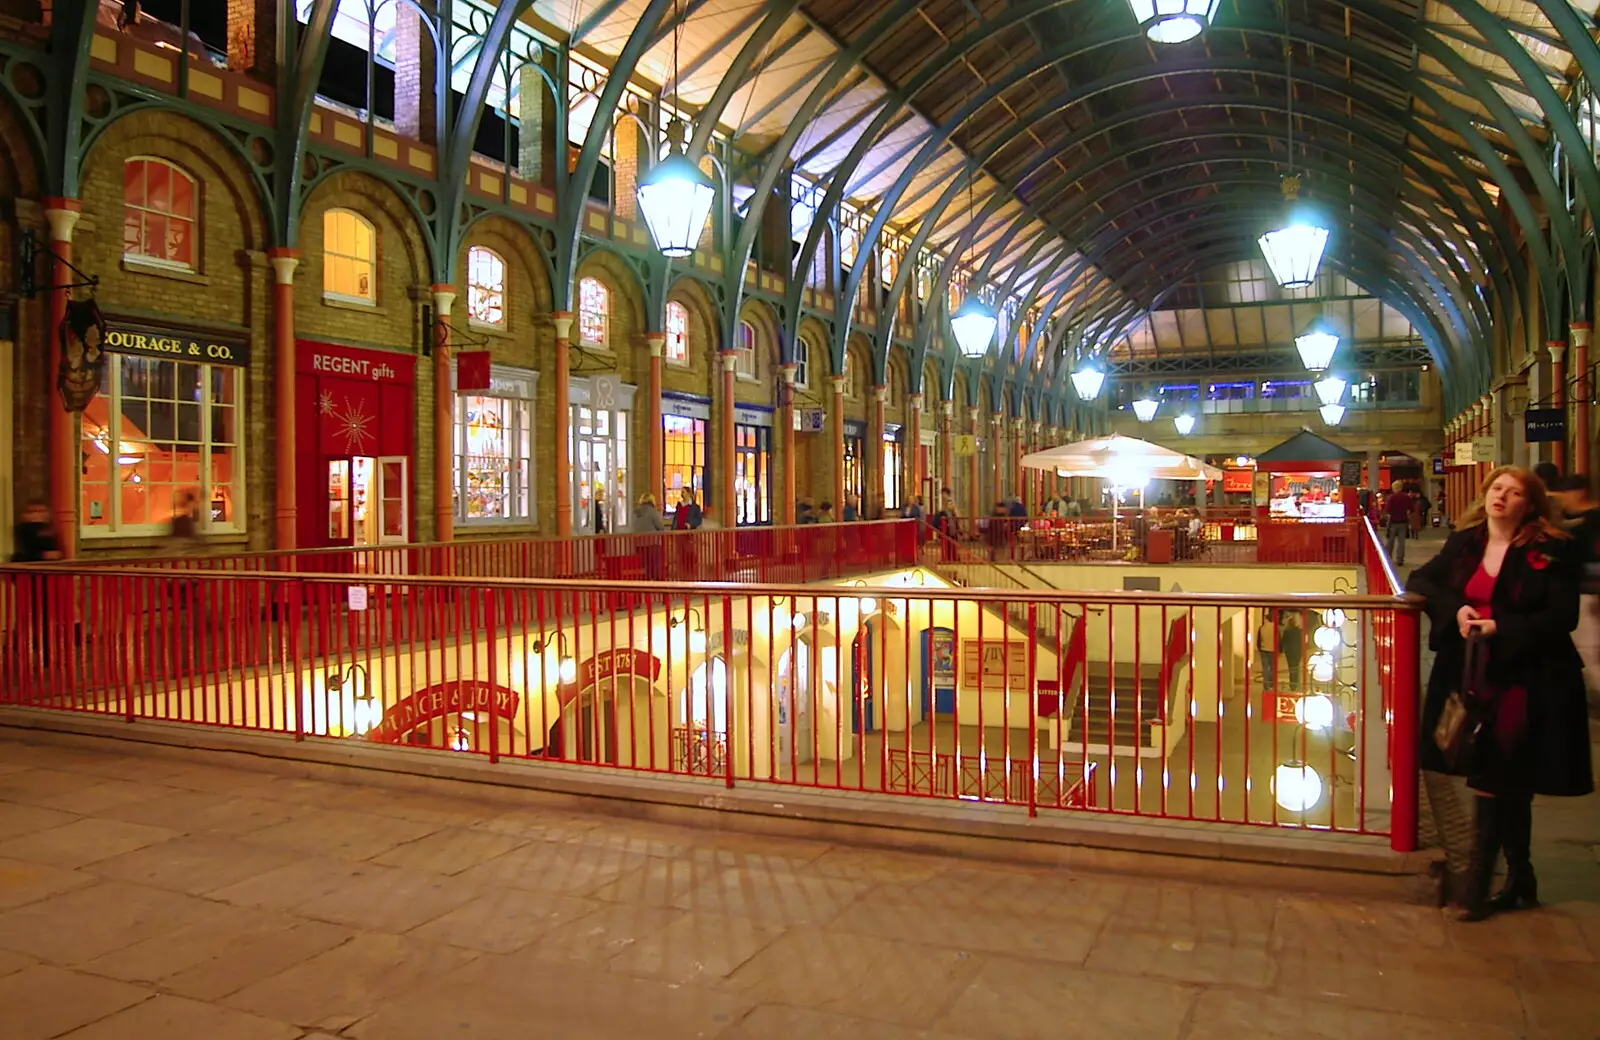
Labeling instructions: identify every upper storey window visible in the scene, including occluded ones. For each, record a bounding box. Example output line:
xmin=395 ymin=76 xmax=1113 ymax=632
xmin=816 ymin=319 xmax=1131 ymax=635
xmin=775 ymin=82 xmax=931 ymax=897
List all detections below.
xmin=122 ymin=158 xmax=197 ymax=270
xmin=736 ymin=320 xmax=758 ymax=379
xmin=467 ymin=246 xmax=506 ymax=327
xmin=578 ymin=277 xmax=609 ymax=347
xmin=324 ymin=209 xmax=376 ymax=304
xmin=665 ymin=301 xmax=689 ymax=365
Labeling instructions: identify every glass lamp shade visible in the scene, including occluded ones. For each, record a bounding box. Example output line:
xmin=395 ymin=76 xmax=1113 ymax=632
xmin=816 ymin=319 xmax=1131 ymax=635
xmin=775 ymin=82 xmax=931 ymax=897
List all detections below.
xmin=1309 ymin=651 xmax=1335 ymax=684
xmin=1294 ymin=694 xmax=1336 ymax=732
xmin=558 ymin=656 xmax=578 ymax=684
xmin=1313 ymin=376 xmax=1346 ymax=406
xmin=1275 ymin=761 xmax=1324 ymax=812
xmin=1313 ymin=625 xmax=1342 ymax=652
xmin=1131 ymin=398 xmax=1159 ymax=422
xmin=1173 ymin=413 xmax=1196 ymax=436
xmin=1319 ymin=403 xmax=1346 ymax=426
xmin=951 ymin=298 xmax=998 ymax=358
xmin=1258 ymin=217 xmax=1329 ymax=289
xmin=1127 ymin=0 xmax=1222 ymax=43
xmin=1295 ymin=327 xmax=1340 ymax=371
xmin=1071 ymin=366 xmax=1106 ymax=401
xmin=636 ymin=152 xmax=716 ymax=258
xmin=1321 ymin=607 xmax=1347 ymax=629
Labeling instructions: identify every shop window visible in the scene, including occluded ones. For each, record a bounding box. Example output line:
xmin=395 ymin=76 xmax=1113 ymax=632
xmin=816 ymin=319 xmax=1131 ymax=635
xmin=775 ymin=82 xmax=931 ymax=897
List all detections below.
xmin=578 ymin=277 xmax=609 ymax=347
xmin=324 ymin=208 xmax=376 ymax=303
xmin=664 ymin=301 xmax=689 ymax=365
xmin=122 ymin=157 xmax=197 ymax=270
xmin=455 ymin=367 xmax=536 ymax=524
xmin=882 ymin=431 xmax=904 ymax=511
xmin=81 ymin=355 xmax=241 ymax=538
xmin=734 ymin=424 xmax=771 ymax=525
xmin=466 ymin=246 xmax=506 ymax=327
xmin=663 ymin=414 xmax=707 ymax=519
xmin=736 ymin=320 xmax=758 ymax=379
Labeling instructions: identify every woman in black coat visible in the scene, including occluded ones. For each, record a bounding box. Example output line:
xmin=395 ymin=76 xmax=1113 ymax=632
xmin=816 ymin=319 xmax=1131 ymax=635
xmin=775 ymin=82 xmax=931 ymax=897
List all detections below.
xmin=1406 ymin=465 xmax=1593 ymax=920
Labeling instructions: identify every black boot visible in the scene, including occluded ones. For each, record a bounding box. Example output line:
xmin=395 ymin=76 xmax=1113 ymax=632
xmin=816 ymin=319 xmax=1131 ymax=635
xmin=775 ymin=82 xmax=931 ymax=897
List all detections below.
xmin=1488 ymin=795 xmax=1539 ymax=912
xmin=1458 ymin=796 xmax=1502 ymax=923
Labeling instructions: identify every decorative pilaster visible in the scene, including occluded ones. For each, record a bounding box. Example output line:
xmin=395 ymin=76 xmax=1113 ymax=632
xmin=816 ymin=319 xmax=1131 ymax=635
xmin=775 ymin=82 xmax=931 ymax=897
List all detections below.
xmin=553 ymin=313 xmax=574 ymax=536
xmin=268 ymin=248 xmax=299 ymax=552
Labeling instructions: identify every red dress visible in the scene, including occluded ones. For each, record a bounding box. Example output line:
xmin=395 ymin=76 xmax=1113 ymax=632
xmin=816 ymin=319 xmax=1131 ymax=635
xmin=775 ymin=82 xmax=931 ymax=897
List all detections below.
xmin=1464 ymin=565 xmax=1532 ymax=794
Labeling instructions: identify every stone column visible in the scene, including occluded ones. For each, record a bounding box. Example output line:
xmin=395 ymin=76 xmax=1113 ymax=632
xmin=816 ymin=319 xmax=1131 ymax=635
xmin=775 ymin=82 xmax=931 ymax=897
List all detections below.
xmin=831 ymin=375 xmax=847 ymax=516
xmin=779 ymin=364 xmax=797 ymax=525
xmin=645 ymin=333 xmax=665 ymax=507
xmin=553 ymin=313 xmax=574 ymax=536
xmin=44 ymin=200 xmax=81 ymax=559
xmin=907 ymin=393 xmax=924 ymax=503
xmin=268 ymin=248 xmax=299 ymax=552
xmin=432 ymin=286 xmax=455 ymax=543
xmin=1573 ymin=323 xmax=1591 ymax=478
xmin=1550 ymin=341 xmax=1568 ymax=474
xmin=721 ymin=350 xmax=738 ymax=526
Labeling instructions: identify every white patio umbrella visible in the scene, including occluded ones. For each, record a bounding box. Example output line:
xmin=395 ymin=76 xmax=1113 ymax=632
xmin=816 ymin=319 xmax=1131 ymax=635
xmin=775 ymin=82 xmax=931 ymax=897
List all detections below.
xmin=1020 ymin=435 xmax=1222 ymax=548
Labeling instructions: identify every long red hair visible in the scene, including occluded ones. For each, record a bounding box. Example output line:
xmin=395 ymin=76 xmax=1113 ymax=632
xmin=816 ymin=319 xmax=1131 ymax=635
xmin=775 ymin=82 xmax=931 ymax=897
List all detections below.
xmin=1453 ymin=465 xmax=1570 ymax=546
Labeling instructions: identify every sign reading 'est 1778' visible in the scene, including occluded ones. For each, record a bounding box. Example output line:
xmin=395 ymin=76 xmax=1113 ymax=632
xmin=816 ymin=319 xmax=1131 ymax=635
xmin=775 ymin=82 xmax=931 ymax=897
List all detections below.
xmin=103 ymin=322 xmax=250 ymax=367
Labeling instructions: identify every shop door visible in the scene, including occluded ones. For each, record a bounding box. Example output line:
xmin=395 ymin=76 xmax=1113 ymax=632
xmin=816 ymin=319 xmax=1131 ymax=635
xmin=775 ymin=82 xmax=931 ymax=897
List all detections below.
xmin=572 ymin=405 xmax=630 ymax=535
xmin=327 ymin=456 xmax=408 ymax=567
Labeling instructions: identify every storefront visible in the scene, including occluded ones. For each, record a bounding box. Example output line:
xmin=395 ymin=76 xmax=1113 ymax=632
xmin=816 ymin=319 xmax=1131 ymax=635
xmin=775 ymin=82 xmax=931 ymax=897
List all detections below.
xmin=843 ymin=420 xmax=866 ymax=506
xmin=662 ymin=392 xmax=710 ymax=523
xmin=882 ymin=423 xmax=904 ymax=512
xmin=733 ymin=404 xmax=772 ymax=526
xmin=570 ymin=375 xmax=635 ymax=535
xmin=453 ymin=364 xmax=538 ymax=527
xmin=83 ymin=319 xmax=251 ymax=541
xmin=295 ymin=340 xmax=415 ymax=550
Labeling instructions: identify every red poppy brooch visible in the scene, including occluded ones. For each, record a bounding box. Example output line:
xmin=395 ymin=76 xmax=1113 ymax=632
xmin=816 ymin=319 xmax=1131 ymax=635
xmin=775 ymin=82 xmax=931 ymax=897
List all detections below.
xmin=1527 ymin=550 xmax=1550 ymax=571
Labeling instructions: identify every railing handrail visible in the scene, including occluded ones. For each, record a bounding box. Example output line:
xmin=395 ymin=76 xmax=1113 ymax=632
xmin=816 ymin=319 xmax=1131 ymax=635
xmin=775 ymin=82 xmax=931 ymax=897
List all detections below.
xmin=1362 ymin=516 xmax=1406 ymax=595
xmin=0 ymin=562 xmax=1422 ymax=610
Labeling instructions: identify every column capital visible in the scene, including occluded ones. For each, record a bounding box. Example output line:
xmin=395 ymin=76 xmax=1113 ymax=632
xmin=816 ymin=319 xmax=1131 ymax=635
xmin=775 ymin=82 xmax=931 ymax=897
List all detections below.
xmin=721 ymin=349 xmax=738 ymax=372
xmin=942 ymin=399 xmax=955 ymax=417
xmin=908 ymin=392 xmax=924 ymax=409
xmin=431 ymin=285 xmax=456 ymax=316
xmin=872 ymin=383 xmax=887 ymax=404
xmin=779 ymin=362 xmax=797 ymax=385
xmin=1548 ymin=340 xmax=1568 ymax=363
xmin=643 ymin=332 xmax=666 ymax=358
xmin=1572 ymin=322 xmax=1592 ymax=349
xmin=831 ymin=374 xmax=847 ymax=394
xmin=967 ymin=406 xmax=980 ymax=422
xmin=552 ymin=312 xmax=575 ymax=340
xmin=43 ymin=200 xmax=82 ymax=244
xmin=267 ymin=247 xmax=300 ymax=285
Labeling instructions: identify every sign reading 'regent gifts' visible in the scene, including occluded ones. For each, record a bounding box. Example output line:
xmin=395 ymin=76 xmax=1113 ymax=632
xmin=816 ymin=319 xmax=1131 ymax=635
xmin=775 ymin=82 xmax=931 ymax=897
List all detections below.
xmin=104 ymin=322 xmax=250 ymax=367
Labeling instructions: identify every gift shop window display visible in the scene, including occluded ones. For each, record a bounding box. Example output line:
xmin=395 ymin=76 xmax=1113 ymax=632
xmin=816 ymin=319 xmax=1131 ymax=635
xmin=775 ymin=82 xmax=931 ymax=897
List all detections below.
xmin=81 ymin=350 xmax=244 ymax=538
xmin=569 ymin=375 xmax=635 ymax=535
xmin=662 ymin=394 xmax=710 ymax=523
xmin=454 ymin=365 xmax=537 ymax=525
xmin=295 ymin=341 xmax=416 ymax=550
xmin=843 ymin=421 xmax=867 ymax=506
xmin=882 ymin=424 xmax=904 ymax=511
xmin=1270 ymin=473 xmax=1345 ymax=520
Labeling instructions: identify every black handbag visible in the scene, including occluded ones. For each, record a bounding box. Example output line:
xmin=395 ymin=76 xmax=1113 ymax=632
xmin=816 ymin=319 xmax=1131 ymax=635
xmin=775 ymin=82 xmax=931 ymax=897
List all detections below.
xmin=1433 ymin=630 xmax=1491 ymax=773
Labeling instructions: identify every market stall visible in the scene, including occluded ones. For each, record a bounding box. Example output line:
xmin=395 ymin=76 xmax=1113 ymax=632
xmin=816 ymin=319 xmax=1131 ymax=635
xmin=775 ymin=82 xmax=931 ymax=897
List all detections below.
xmin=1252 ymin=430 xmax=1360 ymax=562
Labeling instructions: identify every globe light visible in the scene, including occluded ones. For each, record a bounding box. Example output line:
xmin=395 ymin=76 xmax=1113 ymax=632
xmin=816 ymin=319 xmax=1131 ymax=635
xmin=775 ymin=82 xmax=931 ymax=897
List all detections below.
xmin=1132 ymin=398 xmax=1159 ymax=422
xmin=1259 ymin=177 xmax=1329 ymax=289
xmin=636 ymin=135 xmax=716 ymax=258
xmin=951 ymin=296 xmax=998 ymax=358
xmin=1275 ymin=761 xmax=1324 ymax=812
xmin=1127 ymin=0 xmax=1223 ymax=44
xmin=1173 ymin=413 xmax=1196 ymax=436
xmin=1309 ymin=651 xmax=1335 ymax=684
xmin=1321 ymin=607 xmax=1347 ymax=629
xmin=1071 ymin=366 xmax=1106 ymax=401
xmin=1295 ymin=324 xmax=1340 ymax=372
xmin=558 ymin=655 xmax=577 ymax=685
xmin=1294 ymin=694 xmax=1336 ymax=732
xmin=350 ymin=693 xmax=383 ymax=736
xmin=859 ymin=597 xmax=879 ymax=615
xmin=1313 ymin=625 xmax=1342 ymax=652
xmin=1319 ymin=403 xmax=1346 ymax=426
xmin=1314 ymin=376 xmax=1347 ymax=407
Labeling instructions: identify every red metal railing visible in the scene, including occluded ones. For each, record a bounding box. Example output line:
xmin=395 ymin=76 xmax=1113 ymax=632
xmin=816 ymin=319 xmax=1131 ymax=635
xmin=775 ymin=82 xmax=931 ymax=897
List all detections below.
xmin=101 ymin=520 xmax=920 ymax=583
xmin=932 ymin=515 xmax=1361 ymax=565
xmin=1361 ymin=516 xmax=1420 ymax=851
xmin=0 ymin=561 xmax=1421 ymax=848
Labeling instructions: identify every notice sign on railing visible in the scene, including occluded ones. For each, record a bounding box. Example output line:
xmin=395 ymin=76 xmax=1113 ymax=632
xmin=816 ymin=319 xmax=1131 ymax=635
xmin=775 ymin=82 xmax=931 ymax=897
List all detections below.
xmin=961 ymin=641 xmax=1028 ymax=690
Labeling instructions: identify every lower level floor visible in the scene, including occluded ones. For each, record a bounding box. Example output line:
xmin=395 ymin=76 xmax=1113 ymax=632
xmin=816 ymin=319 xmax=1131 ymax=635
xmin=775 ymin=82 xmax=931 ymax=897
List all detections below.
xmin=0 ymin=732 xmax=1595 ymax=1039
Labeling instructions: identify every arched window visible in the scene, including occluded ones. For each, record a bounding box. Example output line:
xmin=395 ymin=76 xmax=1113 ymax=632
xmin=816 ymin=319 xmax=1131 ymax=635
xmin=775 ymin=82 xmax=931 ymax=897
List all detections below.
xmin=664 ymin=301 xmax=689 ymax=365
xmin=880 ymin=246 xmax=898 ymax=290
xmin=840 ymin=224 xmax=859 ymax=269
xmin=122 ymin=157 xmax=197 ymax=270
xmin=323 ymin=208 xmax=376 ymax=303
xmin=466 ymin=246 xmax=506 ymax=327
xmin=736 ymin=320 xmax=758 ymax=378
xmin=793 ymin=341 xmax=809 ymax=389
xmin=578 ymin=277 xmax=609 ymax=346
xmin=685 ymin=656 xmax=729 ymax=730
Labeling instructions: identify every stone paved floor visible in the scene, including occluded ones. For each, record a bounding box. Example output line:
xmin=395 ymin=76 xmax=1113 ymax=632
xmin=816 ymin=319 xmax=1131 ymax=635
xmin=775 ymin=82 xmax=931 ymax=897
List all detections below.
xmin=0 ymin=733 xmax=1597 ymax=1040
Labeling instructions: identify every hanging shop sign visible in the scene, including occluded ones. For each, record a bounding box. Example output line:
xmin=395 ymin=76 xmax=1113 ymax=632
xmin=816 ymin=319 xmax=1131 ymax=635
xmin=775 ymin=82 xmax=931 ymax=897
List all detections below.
xmin=960 ymin=640 xmax=1028 ymax=691
xmin=1452 ymin=440 xmax=1475 ymax=467
xmin=103 ymin=319 xmax=250 ymax=368
xmin=1471 ymin=437 xmax=1496 ymax=462
xmin=366 ymin=680 xmax=520 ymax=744
xmin=1431 ymin=457 xmax=1444 ymax=476
xmin=953 ymin=434 xmax=977 ymax=457
xmin=1524 ymin=408 xmax=1565 ymax=443
xmin=797 ymin=408 xmax=828 ymax=432
xmin=58 ymin=299 xmax=109 ymax=412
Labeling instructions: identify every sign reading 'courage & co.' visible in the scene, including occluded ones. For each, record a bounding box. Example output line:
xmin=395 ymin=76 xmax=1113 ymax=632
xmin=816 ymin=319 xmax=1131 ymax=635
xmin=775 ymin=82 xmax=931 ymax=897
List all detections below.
xmin=104 ymin=322 xmax=250 ymax=367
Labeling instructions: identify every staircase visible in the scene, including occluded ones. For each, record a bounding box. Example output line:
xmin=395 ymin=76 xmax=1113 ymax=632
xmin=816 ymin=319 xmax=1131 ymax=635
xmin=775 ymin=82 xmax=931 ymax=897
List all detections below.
xmin=1046 ymin=660 xmax=1166 ymax=757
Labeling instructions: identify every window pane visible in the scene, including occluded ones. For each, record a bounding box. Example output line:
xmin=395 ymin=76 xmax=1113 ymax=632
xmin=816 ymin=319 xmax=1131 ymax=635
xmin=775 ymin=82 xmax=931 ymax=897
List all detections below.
xmin=467 ymin=246 xmax=506 ymax=325
xmin=579 ymin=278 xmax=608 ymax=344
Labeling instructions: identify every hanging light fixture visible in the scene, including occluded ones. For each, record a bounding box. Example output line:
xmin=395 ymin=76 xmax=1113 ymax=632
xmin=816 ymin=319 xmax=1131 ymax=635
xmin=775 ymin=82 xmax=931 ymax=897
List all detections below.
xmin=1127 ymin=0 xmax=1223 ymax=44
xmin=1173 ymin=413 xmax=1196 ymax=435
xmin=636 ymin=1 xmax=715 ymax=258
xmin=952 ymin=295 xmax=997 ymax=358
xmin=1295 ymin=320 xmax=1340 ymax=372
xmin=1275 ymin=760 xmax=1324 ymax=812
xmin=1319 ymin=403 xmax=1346 ymax=426
xmin=1257 ymin=25 xmax=1330 ymax=289
xmin=1313 ymin=375 xmax=1346 ymax=407
xmin=1132 ymin=398 xmax=1159 ymax=422
xmin=1071 ymin=364 xmax=1106 ymax=401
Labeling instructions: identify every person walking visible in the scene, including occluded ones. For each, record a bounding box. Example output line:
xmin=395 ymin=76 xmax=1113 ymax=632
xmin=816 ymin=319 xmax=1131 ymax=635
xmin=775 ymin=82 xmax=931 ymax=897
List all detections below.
xmin=1281 ymin=612 xmax=1305 ymax=692
xmin=1256 ymin=611 xmax=1279 ymax=692
xmin=674 ymin=489 xmax=703 ymax=531
xmin=1407 ymin=466 xmax=1593 ymax=920
xmin=1384 ymin=481 xmax=1413 ymax=565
